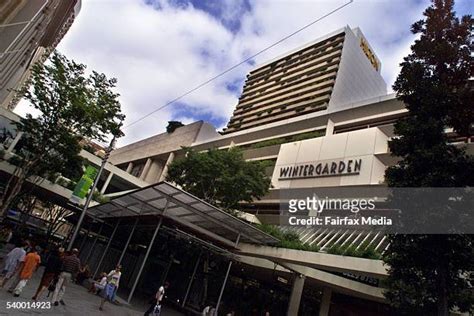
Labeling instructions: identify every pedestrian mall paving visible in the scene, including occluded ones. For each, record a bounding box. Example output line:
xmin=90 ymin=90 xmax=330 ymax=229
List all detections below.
xmin=0 ymin=266 xmax=183 ymax=315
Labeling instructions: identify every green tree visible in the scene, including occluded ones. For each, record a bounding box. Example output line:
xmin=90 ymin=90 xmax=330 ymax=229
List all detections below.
xmin=0 ymin=51 xmax=125 ymax=216
xmin=383 ymin=1 xmax=474 ymax=315
xmin=166 ymin=121 xmax=184 ymax=133
xmin=166 ymin=147 xmax=271 ymax=211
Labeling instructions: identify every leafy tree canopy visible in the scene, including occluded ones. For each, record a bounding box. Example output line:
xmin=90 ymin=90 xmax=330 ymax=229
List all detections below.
xmin=383 ymin=1 xmax=474 ymax=314
xmin=166 ymin=147 xmax=271 ymax=211
xmin=1 ymin=51 xmax=125 ymax=215
xmin=166 ymin=121 xmax=184 ymax=133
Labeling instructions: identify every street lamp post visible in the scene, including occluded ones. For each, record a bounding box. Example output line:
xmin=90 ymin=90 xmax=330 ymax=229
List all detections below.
xmin=67 ymin=136 xmax=116 ymax=251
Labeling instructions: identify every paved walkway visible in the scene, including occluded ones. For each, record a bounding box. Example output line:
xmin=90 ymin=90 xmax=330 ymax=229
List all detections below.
xmin=0 ymin=267 xmax=183 ymax=316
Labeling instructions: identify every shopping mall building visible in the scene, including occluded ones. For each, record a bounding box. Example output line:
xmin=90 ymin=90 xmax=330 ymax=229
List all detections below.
xmin=84 ymin=26 xmax=400 ymax=315
xmin=1 ymin=26 xmax=471 ymax=315
xmin=83 ymin=26 xmax=472 ymax=315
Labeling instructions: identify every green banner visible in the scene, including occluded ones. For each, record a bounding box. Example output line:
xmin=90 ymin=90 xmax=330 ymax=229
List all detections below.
xmin=71 ymin=165 xmax=98 ymax=200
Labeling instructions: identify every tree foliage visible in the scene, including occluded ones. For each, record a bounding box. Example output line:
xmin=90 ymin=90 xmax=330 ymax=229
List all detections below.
xmin=166 ymin=121 xmax=184 ymax=133
xmin=383 ymin=1 xmax=474 ymax=314
xmin=42 ymin=202 xmax=72 ymax=243
xmin=166 ymin=147 xmax=271 ymax=211
xmin=0 ymin=51 xmax=125 ymax=216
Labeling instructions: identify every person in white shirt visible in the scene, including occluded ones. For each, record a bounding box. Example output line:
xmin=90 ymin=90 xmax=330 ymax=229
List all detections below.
xmin=202 ymin=305 xmax=213 ymax=316
xmin=99 ymin=265 xmax=122 ymax=311
xmin=0 ymin=241 xmax=27 ymax=287
xmin=144 ymin=282 xmax=169 ymax=316
xmin=107 ymin=267 xmax=121 ymax=290
xmin=89 ymin=272 xmax=107 ymax=295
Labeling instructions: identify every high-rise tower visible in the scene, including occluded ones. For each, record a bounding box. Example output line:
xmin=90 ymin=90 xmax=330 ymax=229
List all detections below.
xmin=0 ymin=0 xmax=81 ymax=110
xmin=223 ymin=26 xmax=387 ymax=134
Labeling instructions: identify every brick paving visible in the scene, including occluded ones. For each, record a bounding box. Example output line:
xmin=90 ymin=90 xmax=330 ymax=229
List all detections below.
xmin=0 ymin=266 xmax=183 ymax=316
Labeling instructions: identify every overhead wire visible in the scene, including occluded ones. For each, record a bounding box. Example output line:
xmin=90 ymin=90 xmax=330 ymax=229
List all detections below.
xmin=124 ymin=0 xmax=354 ymax=129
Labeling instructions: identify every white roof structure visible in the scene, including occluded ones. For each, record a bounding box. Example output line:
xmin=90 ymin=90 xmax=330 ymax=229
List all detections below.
xmin=88 ymin=182 xmax=279 ymax=248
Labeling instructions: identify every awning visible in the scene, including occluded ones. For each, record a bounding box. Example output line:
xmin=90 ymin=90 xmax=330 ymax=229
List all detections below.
xmin=88 ymin=182 xmax=279 ymax=248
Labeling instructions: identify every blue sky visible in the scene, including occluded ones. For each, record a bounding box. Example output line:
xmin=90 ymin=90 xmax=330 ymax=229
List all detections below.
xmin=15 ymin=0 xmax=473 ymax=146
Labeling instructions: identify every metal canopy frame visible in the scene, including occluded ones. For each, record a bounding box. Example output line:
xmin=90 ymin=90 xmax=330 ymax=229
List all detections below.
xmin=88 ymin=181 xmax=279 ymax=247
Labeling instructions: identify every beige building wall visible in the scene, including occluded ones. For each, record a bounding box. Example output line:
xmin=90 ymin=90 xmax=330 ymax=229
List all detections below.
xmin=110 ymin=121 xmax=221 ymax=184
xmin=271 ymin=127 xmax=389 ymax=189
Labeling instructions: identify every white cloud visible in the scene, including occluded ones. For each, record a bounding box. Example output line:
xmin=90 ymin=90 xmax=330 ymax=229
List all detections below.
xmin=15 ymin=0 xmax=458 ymax=146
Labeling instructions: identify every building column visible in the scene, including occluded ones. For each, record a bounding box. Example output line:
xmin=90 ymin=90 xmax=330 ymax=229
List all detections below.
xmin=159 ymin=152 xmax=174 ymax=182
xmin=93 ymin=220 xmax=120 ymax=278
xmin=126 ymin=162 xmax=133 ymax=173
xmin=118 ymin=218 xmax=138 ymax=265
xmin=215 ymin=234 xmax=240 ymax=314
xmin=182 ymin=252 xmax=202 ymax=307
xmin=100 ymin=172 xmax=113 ymax=194
xmin=325 ymin=119 xmax=335 ymax=136
xmin=85 ymin=223 xmax=104 ymax=264
xmin=319 ymin=287 xmax=332 ymax=316
xmin=78 ymin=225 xmax=91 ymax=252
xmin=140 ymin=158 xmax=152 ymax=181
xmin=127 ymin=215 xmax=164 ymax=303
xmin=5 ymin=131 xmax=23 ymax=153
xmin=287 ymin=274 xmax=306 ymax=316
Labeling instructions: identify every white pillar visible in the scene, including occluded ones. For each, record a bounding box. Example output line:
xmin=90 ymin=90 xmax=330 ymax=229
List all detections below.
xmin=126 ymin=162 xmax=133 ymax=173
xmin=140 ymin=158 xmax=152 ymax=180
xmin=325 ymin=119 xmax=335 ymax=136
xmin=287 ymin=274 xmax=305 ymax=316
xmin=319 ymin=287 xmax=332 ymax=316
xmin=100 ymin=172 xmax=113 ymax=194
xmin=5 ymin=131 xmax=23 ymax=153
xmin=159 ymin=152 xmax=175 ymax=182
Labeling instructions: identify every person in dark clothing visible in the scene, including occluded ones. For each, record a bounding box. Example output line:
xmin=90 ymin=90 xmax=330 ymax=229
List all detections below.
xmin=52 ymin=248 xmax=81 ymax=306
xmin=75 ymin=264 xmax=91 ymax=285
xmin=32 ymin=248 xmax=62 ymax=300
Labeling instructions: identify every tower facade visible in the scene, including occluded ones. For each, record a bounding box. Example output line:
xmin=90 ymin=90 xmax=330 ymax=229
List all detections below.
xmin=0 ymin=0 xmax=81 ymax=110
xmin=224 ymin=26 xmax=387 ymax=134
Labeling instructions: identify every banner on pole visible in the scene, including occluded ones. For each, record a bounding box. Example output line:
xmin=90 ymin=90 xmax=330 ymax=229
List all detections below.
xmin=70 ymin=165 xmax=98 ymax=204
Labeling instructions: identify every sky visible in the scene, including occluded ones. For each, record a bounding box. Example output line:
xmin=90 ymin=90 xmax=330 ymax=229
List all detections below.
xmin=14 ymin=0 xmax=473 ymax=146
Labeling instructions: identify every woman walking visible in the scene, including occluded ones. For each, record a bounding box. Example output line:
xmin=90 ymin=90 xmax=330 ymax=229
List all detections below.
xmin=99 ymin=265 xmax=122 ymax=311
xmin=32 ymin=247 xmax=62 ymax=300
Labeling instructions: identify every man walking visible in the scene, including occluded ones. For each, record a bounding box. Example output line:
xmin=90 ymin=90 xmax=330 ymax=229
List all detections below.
xmin=52 ymin=248 xmax=81 ymax=306
xmin=144 ymin=282 xmax=169 ymax=316
xmin=0 ymin=241 xmax=28 ymax=287
xmin=12 ymin=246 xmax=41 ymax=297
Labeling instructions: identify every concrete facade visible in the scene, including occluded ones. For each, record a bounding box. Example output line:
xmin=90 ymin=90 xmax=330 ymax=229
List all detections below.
xmin=100 ymin=26 xmax=474 ymax=313
xmin=0 ymin=0 xmax=81 ymax=110
xmin=109 ymin=121 xmax=220 ymax=183
xmin=1 ymin=25 xmax=471 ymax=314
xmin=223 ymin=26 xmax=386 ymax=134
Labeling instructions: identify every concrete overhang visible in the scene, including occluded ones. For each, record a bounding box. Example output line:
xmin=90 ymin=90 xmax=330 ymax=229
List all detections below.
xmin=237 ymin=243 xmax=388 ymax=279
xmin=238 ymin=255 xmax=386 ymax=303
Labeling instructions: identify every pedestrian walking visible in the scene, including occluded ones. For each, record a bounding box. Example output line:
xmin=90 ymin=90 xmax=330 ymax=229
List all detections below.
xmin=144 ymin=282 xmax=169 ymax=316
xmin=52 ymin=248 xmax=81 ymax=306
xmin=32 ymin=247 xmax=62 ymax=300
xmin=99 ymin=265 xmax=122 ymax=311
xmin=0 ymin=241 xmax=28 ymax=287
xmin=12 ymin=246 xmax=41 ymax=297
